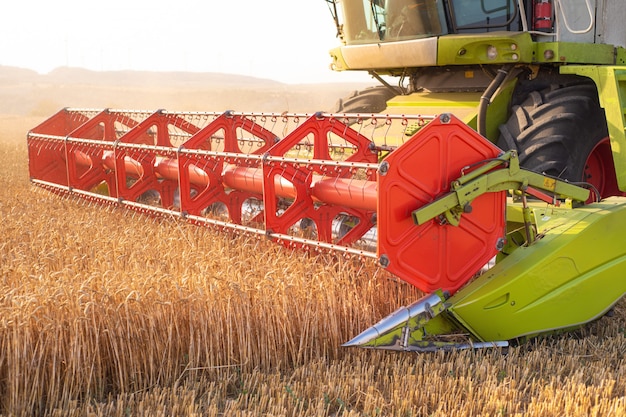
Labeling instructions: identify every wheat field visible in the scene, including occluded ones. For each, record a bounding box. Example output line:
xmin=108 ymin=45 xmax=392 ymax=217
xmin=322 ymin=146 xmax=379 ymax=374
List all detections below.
xmin=3 ymin=112 xmax=626 ymax=416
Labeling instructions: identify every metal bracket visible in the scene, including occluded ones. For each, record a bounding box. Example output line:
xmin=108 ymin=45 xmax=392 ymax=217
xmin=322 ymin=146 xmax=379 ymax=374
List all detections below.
xmin=412 ymin=150 xmax=590 ymax=226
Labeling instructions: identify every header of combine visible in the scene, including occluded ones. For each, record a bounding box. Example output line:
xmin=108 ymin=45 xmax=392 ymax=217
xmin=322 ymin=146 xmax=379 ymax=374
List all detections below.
xmin=29 ymin=107 xmax=626 ymax=351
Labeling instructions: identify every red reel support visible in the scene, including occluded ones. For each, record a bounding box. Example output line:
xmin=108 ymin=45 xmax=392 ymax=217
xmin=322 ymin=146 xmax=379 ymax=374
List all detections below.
xmin=377 ymin=114 xmax=506 ymax=293
xmin=261 ymin=114 xmax=377 ymax=248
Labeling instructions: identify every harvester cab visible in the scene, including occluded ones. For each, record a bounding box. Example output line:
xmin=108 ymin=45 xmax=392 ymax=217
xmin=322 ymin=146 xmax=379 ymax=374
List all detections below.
xmin=27 ymin=0 xmax=626 ymax=351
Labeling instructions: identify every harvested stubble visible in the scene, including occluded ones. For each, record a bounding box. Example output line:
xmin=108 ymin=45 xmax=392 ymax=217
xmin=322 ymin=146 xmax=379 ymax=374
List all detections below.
xmin=3 ymin=116 xmax=626 ymax=416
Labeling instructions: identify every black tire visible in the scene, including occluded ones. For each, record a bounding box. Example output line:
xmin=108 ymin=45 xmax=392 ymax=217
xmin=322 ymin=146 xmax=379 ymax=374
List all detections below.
xmin=330 ymin=86 xmax=399 ymax=114
xmin=497 ymin=83 xmax=609 ymax=184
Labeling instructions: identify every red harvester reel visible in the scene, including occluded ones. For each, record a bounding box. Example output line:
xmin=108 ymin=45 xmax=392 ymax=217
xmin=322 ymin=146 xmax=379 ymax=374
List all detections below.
xmin=28 ymin=109 xmax=505 ymax=293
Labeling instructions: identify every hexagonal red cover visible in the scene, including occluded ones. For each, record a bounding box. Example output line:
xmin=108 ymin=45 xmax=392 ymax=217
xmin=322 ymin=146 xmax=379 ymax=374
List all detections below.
xmin=377 ymin=114 xmax=506 ymax=294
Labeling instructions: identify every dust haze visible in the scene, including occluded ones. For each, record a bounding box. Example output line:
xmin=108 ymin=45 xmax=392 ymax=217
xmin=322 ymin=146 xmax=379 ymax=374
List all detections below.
xmin=0 ymin=66 xmax=374 ymax=117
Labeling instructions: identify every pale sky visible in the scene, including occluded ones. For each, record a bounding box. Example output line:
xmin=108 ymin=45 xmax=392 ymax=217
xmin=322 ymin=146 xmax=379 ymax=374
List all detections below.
xmin=1 ymin=0 xmax=372 ymax=84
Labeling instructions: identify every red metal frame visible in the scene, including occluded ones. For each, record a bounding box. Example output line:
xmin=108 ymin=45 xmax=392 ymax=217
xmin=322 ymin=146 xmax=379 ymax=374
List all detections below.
xmin=176 ymin=112 xmax=276 ymax=220
xmin=261 ymin=115 xmax=377 ymax=248
xmin=28 ymin=109 xmax=508 ymax=294
xmin=27 ymin=109 xmax=379 ymax=242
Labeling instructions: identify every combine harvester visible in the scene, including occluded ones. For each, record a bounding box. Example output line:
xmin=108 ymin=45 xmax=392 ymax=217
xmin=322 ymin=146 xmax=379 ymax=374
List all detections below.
xmin=28 ymin=0 xmax=626 ymax=351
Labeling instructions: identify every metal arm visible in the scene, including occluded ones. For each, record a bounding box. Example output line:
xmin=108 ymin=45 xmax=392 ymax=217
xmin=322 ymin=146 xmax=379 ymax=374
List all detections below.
xmin=412 ymin=150 xmax=590 ymax=227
